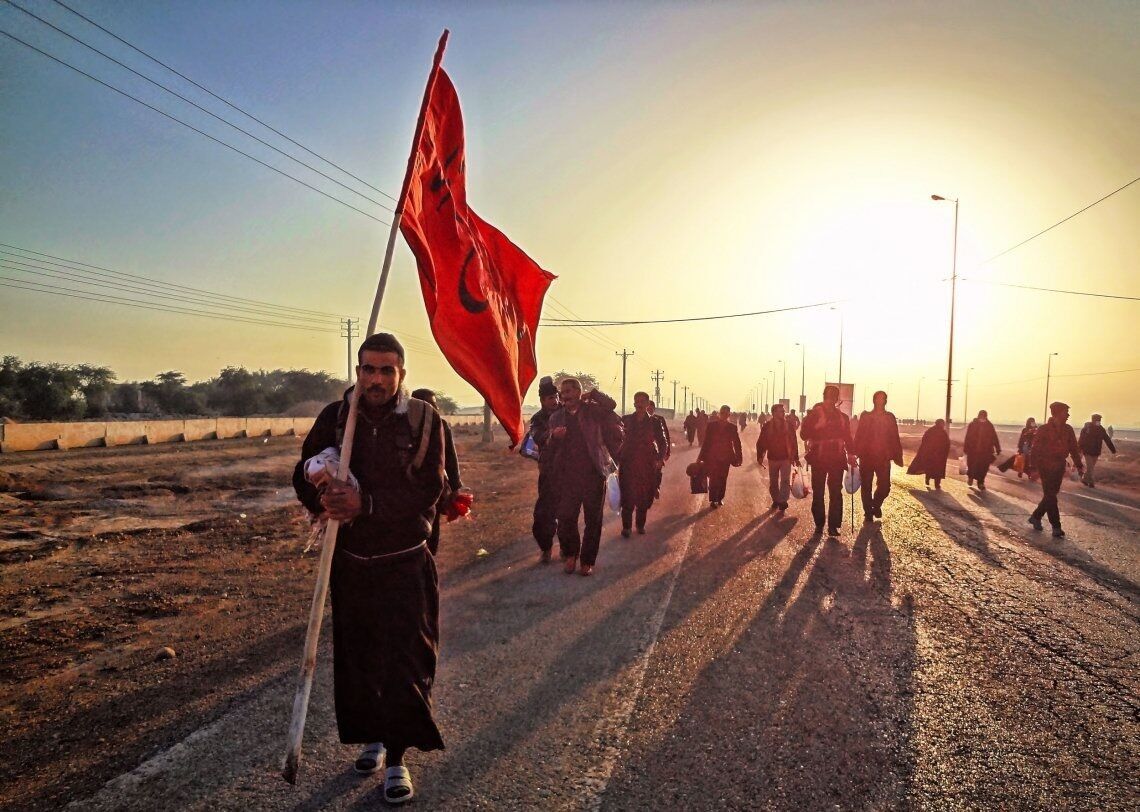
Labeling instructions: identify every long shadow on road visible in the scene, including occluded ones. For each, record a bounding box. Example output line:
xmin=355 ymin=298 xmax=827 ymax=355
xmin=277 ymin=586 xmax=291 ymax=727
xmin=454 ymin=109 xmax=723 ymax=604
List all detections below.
xmin=602 ymin=525 xmax=917 ymax=810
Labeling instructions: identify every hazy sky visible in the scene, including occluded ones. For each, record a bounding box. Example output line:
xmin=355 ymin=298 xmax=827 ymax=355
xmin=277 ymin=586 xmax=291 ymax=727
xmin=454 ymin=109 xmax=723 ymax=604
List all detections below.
xmin=2 ymin=0 xmax=1137 ymax=425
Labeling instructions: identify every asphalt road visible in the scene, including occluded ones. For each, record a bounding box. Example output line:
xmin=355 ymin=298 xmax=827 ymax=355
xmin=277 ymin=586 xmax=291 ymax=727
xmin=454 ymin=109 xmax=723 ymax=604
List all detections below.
xmin=69 ymin=428 xmax=1139 ymax=810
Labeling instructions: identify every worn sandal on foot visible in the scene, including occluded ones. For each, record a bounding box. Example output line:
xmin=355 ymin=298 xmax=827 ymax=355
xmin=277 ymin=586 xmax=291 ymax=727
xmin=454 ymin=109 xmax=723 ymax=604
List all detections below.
xmin=354 ymin=742 xmax=385 ymax=774
xmin=384 ymin=765 xmax=414 ymax=804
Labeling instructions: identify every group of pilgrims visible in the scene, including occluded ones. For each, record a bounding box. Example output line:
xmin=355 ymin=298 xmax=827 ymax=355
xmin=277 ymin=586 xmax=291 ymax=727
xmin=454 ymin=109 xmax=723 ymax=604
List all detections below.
xmin=291 ymin=332 xmax=1113 ymax=804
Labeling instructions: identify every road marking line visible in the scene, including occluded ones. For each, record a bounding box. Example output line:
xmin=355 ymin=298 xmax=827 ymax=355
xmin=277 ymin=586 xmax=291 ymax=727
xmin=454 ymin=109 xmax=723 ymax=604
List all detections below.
xmin=575 ymin=499 xmax=699 ymax=811
xmin=1063 ymin=489 xmax=1140 ymax=513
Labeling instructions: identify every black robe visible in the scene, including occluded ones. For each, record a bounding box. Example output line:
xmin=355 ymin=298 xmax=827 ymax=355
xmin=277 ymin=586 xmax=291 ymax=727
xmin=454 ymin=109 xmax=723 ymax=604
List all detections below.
xmin=618 ymin=412 xmax=667 ymax=511
xmin=908 ymin=425 xmax=951 ymax=479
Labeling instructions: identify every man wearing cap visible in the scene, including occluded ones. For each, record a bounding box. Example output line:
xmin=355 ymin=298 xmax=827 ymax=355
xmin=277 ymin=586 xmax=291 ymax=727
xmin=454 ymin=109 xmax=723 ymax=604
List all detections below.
xmin=527 ymin=376 xmax=561 ymax=562
xmin=1029 ymin=401 xmax=1084 ymax=539
xmin=1078 ymin=413 xmax=1116 ymax=488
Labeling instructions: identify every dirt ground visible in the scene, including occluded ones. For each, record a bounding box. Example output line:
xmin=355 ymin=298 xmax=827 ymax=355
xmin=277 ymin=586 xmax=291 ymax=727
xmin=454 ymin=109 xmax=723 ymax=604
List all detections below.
xmin=0 ymin=430 xmax=536 ymax=812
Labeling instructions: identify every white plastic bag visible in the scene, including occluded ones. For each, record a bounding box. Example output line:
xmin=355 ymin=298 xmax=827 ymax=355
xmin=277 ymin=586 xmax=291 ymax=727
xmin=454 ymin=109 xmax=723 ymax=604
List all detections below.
xmin=790 ymin=463 xmax=807 ymax=499
xmin=844 ymin=464 xmax=861 ymax=494
xmin=606 ymin=472 xmax=622 ymax=512
xmin=958 ymin=456 xmax=968 ymax=476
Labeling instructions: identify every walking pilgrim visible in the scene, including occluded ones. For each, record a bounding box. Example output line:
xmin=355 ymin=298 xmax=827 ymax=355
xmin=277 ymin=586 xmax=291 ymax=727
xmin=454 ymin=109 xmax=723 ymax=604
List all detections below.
xmin=853 ymin=390 xmax=904 ymax=524
xmin=411 ymin=387 xmax=466 ymax=556
xmin=801 ymin=385 xmax=856 ymax=536
xmin=1030 ymin=401 xmax=1084 ymax=538
xmin=698 ymin=405 xmax=744 ymax=507
xmin=526 ymin=376 xmax=562 ymax=562
xmin=964 ymin=409 xmax=1002 ymax=490
xmin=544 ymin=378 xmax=621 ymax=575
xmin=647 ymin=400 xmax=672 ymax=499
xmin=293 ymin=333 xmax=445 ymax=804
xmin=755 ymin=402 xmax=800 ymax=517
xmin=908 ymin=418 xmax=951 ymax=489
xmin=618 ymin=392 xmax=669 ymax=535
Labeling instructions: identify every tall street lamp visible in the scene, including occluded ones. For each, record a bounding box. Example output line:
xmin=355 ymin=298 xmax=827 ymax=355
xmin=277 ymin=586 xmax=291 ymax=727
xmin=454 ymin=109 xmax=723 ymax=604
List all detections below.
xmin=769 ymin=369 xmax=776 ymax=408
xmin=777 ymin=359 xmax=786 ymax=401
xmin=916 ymin=377 xmax=924 ymax=424
xmin=932 ymin=194 xmax=959 ymax=425
xmin=1044 ymin=352 xmax=1059 ymax=421
xmin=830 ymin=306 xmax=845 ymax=385
xmin=794 ymin=341 xmax=806 ymax=414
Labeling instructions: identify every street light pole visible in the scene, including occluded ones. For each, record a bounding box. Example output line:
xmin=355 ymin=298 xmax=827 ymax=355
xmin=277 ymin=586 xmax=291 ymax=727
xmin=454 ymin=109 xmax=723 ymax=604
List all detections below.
xmin=779 ymin=359 xmax=786 ymax=400
xmin=932 ymin=194 xmax=959 ymax=425
xmin=830 ymin=307 xmax=845 ymax=385
xmin=769 ymin=369 xmax=776 ymax=408
xmin=916 ymin=377 xmax=923 ymax=424
xmin=1044 ymin=352 xmax=1059 ymax=421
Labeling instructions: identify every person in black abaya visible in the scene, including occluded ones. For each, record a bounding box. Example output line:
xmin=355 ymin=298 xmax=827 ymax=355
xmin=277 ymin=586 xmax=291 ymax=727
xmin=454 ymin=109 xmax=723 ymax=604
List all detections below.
xmin=908 ymin=418 xmax=951 ymax=489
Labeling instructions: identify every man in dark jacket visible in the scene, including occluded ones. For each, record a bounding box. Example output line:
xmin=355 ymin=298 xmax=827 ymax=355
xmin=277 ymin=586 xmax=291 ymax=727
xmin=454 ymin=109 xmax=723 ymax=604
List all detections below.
xmin=853 ymin=391 xmax=904 ymax=524
xmin=292 ymin=333 xmax=445 ymax=801
xmin=544 ymin=378 xmax=619 ymax=576
xmin=698 ymin=405 xmax=743 ymax=507
xmin=801 ymin=385 xmax=855 ymax=536
xmin=1078 ymin=413 xmax=1116 ymax=488
xmin=618 ymin=392 xmax=669 ymax=536
xmin=683 ymin=411 xmax=697 ymax=446
xmin=648 ymin=400 xmax=671 ymax=499
xmin=756 ymin=403 xmax=799 ymax=517
xmin=527 ymin=376 xmax=562 ymax=562
xmin=1030 ymin=401 xmax=1084 ymax=538
xmin=411 ymin=388 xmax=463 ymax=557
xmin=964 ymin=410 xmax=1001 ymax=490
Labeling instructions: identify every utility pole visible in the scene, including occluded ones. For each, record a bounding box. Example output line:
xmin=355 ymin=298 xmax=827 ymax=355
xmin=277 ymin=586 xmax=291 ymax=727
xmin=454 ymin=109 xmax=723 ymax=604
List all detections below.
xmin=682 ymin=384 xmax=689 ymax=413
xmin=482 ymin=399 xmax=493 ymax=444
xmin=651 ymin=369 xmax=665 ymax=407
xmin=671 ymin=379 xmax=679 ymax=410
xmin=340 ymin=318 xmax=359 ymax=381
xmin=616 ymin=349 xmax=635 ymax=414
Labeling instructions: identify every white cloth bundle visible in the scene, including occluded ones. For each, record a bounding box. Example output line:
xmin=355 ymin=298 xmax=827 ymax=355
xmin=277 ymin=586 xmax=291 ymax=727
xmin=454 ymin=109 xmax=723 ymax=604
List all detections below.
xmin=304 ymin=446 xmax=359 ymax=492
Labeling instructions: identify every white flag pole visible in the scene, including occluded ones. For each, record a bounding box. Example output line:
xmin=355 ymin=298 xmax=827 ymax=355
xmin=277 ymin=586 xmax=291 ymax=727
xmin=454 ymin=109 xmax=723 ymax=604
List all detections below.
xmin=282 ymin=29 xmax=450 ymax=785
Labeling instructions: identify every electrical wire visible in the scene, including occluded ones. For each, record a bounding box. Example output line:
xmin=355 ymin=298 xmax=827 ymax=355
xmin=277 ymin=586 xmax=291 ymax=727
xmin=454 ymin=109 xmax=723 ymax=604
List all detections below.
xmin=0 ymin=243 xmax=349 ymax=319
xmin=0 ymin=28 xmax=392 ymax=225
xmin=0 ymin=276 xmax=339 ymax=332
xmin=0 ymin=258 xmax=342 ymax=325
xmin=48 ymin=0 xmax=398 ymax=203
xmin=539 ymin=299 xmax=840 ymax=326
xmin=961 ymin=277 xmax=1140 ymax=302
xmin=981 ymin=175 xmax=1140 ymax=265
xmin=2 ymin=0 xmax=394 ymax=212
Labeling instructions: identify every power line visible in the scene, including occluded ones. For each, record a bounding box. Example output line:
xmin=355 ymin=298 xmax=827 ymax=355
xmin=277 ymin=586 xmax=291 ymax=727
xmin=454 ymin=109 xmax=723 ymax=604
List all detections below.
xmin=982 ymin=175 xmax=1140 ymax=265
xmin=2 ymin=0 xmax=394 ymax=212
xmin=0 ymin=28 xmax=392 ymax=225
xmin=0 ymin=258 xmax=342 ymax=325
xmin=48 ymin=0 xmax=398 ymax=204
xmin=961 ymin=277 xmax=1140 ymax=302
xmin=0 ymin=243 xmax=348 ymax=319
xmin=540 ymin=299 xmax=840 ymax=326
xmin=0 ymin=276 xmax=338 ymax=332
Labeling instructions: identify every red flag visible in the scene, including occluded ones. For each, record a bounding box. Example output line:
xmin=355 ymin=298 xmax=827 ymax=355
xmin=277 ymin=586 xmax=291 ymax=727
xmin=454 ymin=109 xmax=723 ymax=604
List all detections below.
xmin=400 ymin=66 xmax=555 ymax=446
